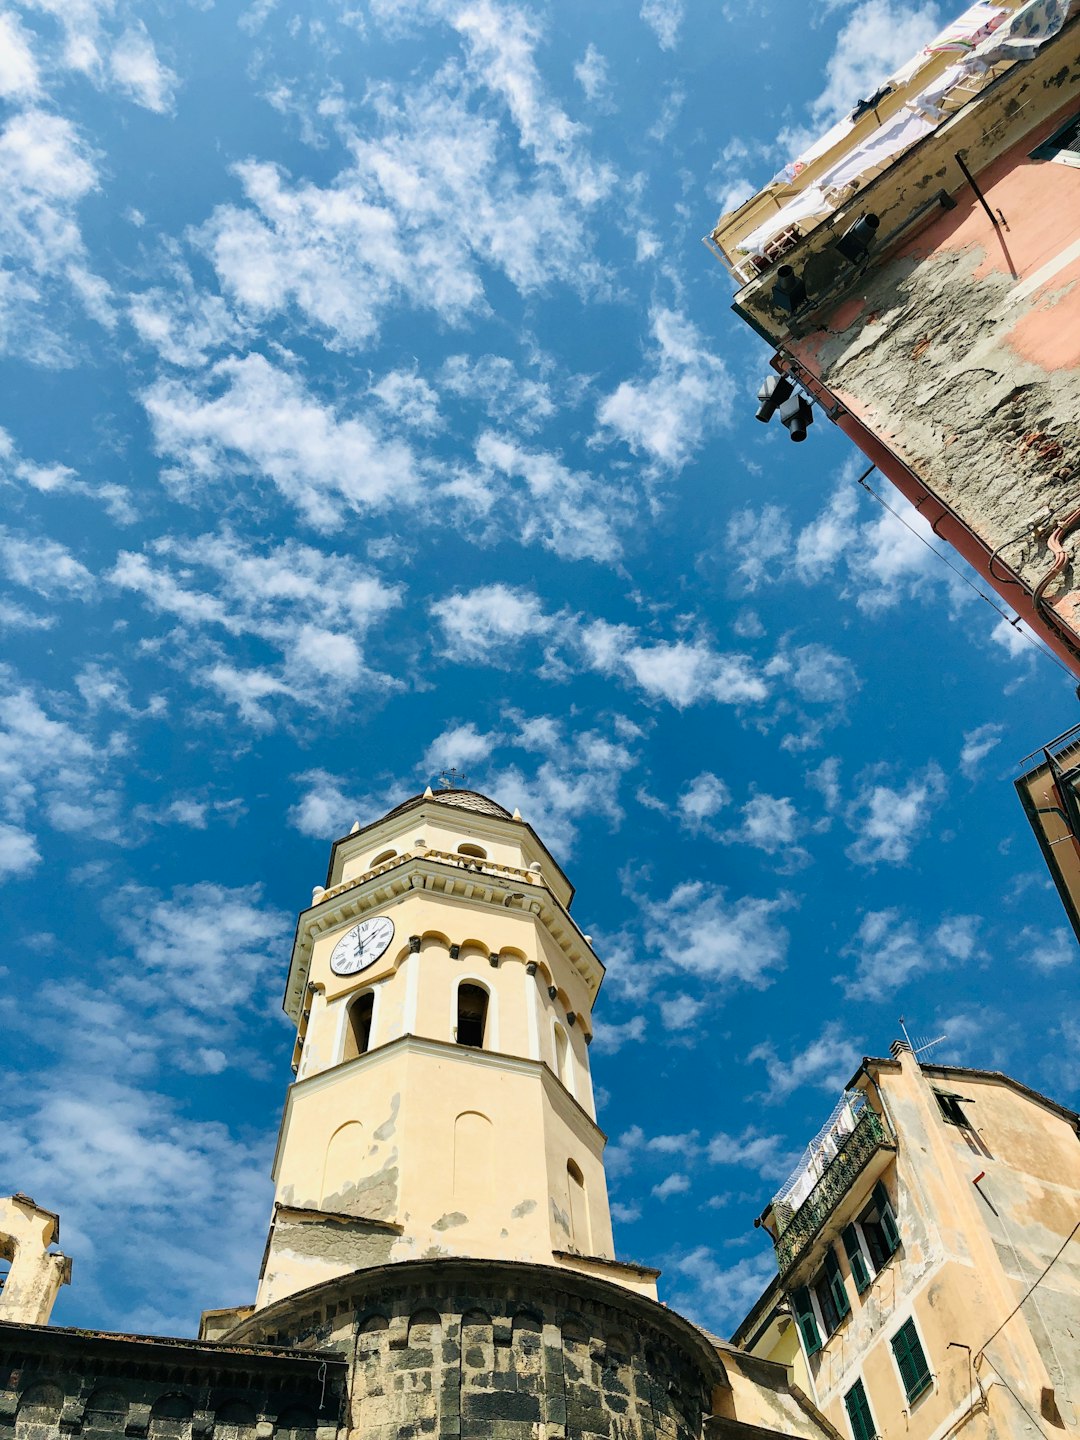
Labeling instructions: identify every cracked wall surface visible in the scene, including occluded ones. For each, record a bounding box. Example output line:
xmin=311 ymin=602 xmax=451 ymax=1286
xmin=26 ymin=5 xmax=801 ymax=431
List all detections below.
xmin=787 ymin=78 xmax=1080 ymax=653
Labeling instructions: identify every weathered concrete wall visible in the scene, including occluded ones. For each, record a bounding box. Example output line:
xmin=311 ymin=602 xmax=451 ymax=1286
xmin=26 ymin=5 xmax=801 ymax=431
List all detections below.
xmin=231 ymin=1258 xmax=728 ymax=1440
xmin=790 ymin=80 xmax=1080 ymax=650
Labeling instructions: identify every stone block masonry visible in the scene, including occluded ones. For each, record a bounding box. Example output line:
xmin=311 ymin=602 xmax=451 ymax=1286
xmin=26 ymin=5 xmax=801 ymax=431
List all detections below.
xmin=225 ymin=1257 xmax=727 ymax=1440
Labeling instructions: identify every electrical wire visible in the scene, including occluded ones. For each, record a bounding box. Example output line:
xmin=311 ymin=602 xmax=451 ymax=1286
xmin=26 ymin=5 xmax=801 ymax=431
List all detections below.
xmin=974 ymin=1216 xmax=1080 ymax=1362
xmin=851 ymin=466 xmax=1076 ymax=680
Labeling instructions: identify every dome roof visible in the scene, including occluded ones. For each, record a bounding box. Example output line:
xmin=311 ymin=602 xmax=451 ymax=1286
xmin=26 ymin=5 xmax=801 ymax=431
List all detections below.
xmin=383 ymin=787 xmax=514 ymax=823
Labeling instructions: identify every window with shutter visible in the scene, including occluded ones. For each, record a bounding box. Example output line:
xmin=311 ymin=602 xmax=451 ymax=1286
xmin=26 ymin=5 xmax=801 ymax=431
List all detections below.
xmin=1030 ymin=111 xmax=1080 ymax=168
xmin=823 ymin=1246 xmax=851 ymax=1320
xmin=844 ymin=1379 xmax=876 ymax=1440
xmin=891 ymin=1317 xmax=932 ymax=1403
xmin=874 ymin=1180 xmax=901 ymax=1255
xmin=842 ymin=1223 xmax=871 ymax=1292
xmin=792 ymin=1285 xmax=822 ymax=1356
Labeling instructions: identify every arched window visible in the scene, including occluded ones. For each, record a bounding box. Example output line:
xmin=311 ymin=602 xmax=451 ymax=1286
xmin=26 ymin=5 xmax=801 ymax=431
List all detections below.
xmin=567 ymin=1160 xmax=590 ymax=1253
xmin=371 ymin=849 xmax=396 ymax=866
xmin=456 ymin=984 xmax=489 ymax=1048
xmin=343 ymin=991 xmax=375 ymax=1060
xmin=457 ymin=843 xmax=487 ymax=860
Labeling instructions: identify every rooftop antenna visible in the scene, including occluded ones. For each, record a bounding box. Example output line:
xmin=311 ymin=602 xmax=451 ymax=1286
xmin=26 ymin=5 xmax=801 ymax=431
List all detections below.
xmin=899 ymin=1015 xmax=949 ymax=1065
xmin=439 ymin=767 xmax=468 ymax=790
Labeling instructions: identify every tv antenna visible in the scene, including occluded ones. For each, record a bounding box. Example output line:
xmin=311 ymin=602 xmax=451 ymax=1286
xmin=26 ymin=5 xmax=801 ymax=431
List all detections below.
xmin=899 ymin=1015 xmax=948 ymax=1064
xmin=439 ymin=767 xmax=468 ymax=790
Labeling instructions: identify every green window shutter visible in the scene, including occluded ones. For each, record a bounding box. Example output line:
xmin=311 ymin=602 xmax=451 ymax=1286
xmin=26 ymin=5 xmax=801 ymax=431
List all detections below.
xmin=844 ymin=1379 xmax=875 ymax=1440
xmin=792 ymin=1286 xmax=822 ymax=1356
xmin=842 ymin=1224 xmax=871 ymax=1292
xmin=891 ymin=1318 xmax=932 ymax=1402
xmin=874 ymin=1180 xmax=901 ymax=1254
xmin=823 ymin=1246 xmax=851 ymax=1318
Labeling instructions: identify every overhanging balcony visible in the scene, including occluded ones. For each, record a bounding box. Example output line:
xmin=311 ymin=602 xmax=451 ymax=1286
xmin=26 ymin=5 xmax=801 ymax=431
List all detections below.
xmin=771 ymin=1107 xmax=894 ymax=1276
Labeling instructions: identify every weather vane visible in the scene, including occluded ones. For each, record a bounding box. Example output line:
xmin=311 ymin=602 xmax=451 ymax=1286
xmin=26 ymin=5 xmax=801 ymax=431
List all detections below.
xmin=438 ymin=767 xmax=468 ymax=790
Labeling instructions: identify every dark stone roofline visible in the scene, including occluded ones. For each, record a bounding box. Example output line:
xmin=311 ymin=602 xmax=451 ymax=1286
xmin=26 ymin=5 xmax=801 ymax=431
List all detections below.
xmin=0 ymin=1318 xmax=346 ymax=1381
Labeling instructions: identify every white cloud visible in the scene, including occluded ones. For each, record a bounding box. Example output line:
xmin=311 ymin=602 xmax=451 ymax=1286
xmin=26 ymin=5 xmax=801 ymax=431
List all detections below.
xmin=114 ymin=882 xmax=290 ymax=1014
xmin=0 ymin=428 xmax=133 ymax=522
xmin=0 ymin=820 xmax=41 ymax=877
xmin=288 ymin=769 xmax=362 ymax=840
xmin=0 ymin=526 xmax=95 ymax=599
xmin=707 ymin=1127 xmax=792 ymax=1180
xmin=640 ymin=0 xmax=684 ymax=51
xmin=748 ymin=1019 xmax=862 ymax=1102
xmin=109 ymin=25 xmax=178 ymax=113
xmin=667 ymin=1248 xmax=779 ymax=1337
xmin=439 ymin=354 xmax=555 ymax=434
xmin=766 ymin=641 xmax=859 ymax=707
xmin=722 ymin=792 xmax=809 ymax=867
xmin=0 ymin=667 xmax=125 ymax=852
xmin=0 ymin=108 xmax=106 ymax=354
xmin=110 ymin=532 xmax=402 ymax=725
xmin=677 ymin=771 xmax=731 ymax=830
xmin=422 ymin=721 xmax=497 ymax=776
xmin=640 ymin=880 xmax=793 ymax=989
xmin=845 ymin=761 xmax=947 ymax=866
xmin=960 ymin=722 xmax=1004 ymax=779
xmin=652 ymin=1171 xmax=690 ymax=1200
xmin=370 ymin=369 xmax=442 ymax=434
xmin=473 ymin=431 xmax=624 ymax=562
xmin=142 ymin=354 xmax=421 ymax=530
xmin=128 ymin=264 xmax=240 ymax=368
xmin=590 ymin=1014 xmax=647 ymax=1054
xmin=0 ymin=13 xmax=41 ymax=99
xmin=841 ymin=908 xmax=981 ymax=998
xmin=581 ymin=621 xmax=768 ymax=708
xmin=659 ymin=993 xmax=704 ymax=1030
xmin=430 ymin=584 xmax=553 ymax=662
xmin=198 ymin=23 xmax=615 ymax=352
xmin=1011 ymin=924 xmax=1076 ymax=974
xmin=595 ymin=307 xmax=731 ymax=471
xmin=449 ymin=0 xmax=616 ymax=206
xmin=574 ymin=44 xmax=612 ymax=107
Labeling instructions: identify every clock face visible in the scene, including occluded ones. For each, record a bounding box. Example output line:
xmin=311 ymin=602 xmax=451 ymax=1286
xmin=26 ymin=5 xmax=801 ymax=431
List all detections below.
xmin=329 ymin=916 xmax=395 ymax=976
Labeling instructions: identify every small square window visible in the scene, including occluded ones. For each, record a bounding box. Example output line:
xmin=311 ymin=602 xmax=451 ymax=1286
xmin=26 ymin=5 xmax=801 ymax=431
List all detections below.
xmin=934 ymin=1090 xmax=969 ymax=1126
xmin=1030 ymin=112 xmax=1080 ymax=168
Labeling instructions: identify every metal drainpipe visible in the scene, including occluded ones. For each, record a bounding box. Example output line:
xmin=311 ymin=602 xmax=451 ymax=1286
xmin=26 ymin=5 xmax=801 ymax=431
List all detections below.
xmin=775 ymin=358 xmax=1080 ymax=677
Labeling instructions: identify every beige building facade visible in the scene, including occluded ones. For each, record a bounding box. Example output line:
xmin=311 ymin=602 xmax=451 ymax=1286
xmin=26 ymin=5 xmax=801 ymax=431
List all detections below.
xmin=735 ymin=1043 xmax=1080 ymax=1439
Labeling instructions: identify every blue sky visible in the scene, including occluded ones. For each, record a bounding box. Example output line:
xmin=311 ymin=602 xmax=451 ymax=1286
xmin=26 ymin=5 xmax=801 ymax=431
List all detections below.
xmin=2 ymin=0 xmax=1077 ymax=1342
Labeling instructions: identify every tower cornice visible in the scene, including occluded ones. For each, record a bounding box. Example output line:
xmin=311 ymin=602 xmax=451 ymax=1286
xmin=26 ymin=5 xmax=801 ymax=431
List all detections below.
xmin=283 ymin=850 xmax=604 ymax=1022
xmin=324 ymin=794 xmax=576 ymax=906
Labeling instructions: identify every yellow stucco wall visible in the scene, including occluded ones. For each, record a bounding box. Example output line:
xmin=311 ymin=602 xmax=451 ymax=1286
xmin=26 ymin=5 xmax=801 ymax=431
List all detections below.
xmin=769 ymin=1051 xmax=1080 ymax=1438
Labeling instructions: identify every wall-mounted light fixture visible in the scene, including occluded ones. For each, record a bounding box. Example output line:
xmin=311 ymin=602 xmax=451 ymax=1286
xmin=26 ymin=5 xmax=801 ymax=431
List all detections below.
xmin=755 ymin=374 xmax=794 ymax=423
xmin=779 ymin=393 xmax=814 ymax=442
xmin=835 ymin=212 xmax=879 ymax=264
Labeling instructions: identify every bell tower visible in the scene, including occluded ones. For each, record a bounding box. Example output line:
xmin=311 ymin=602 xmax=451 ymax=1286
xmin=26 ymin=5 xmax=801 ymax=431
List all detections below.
xmin=251 ymin=787 xmax=647 ymax=1312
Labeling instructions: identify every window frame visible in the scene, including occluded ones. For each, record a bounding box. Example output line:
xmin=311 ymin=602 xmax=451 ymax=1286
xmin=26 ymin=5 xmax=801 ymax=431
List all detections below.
xmin=844 ymin=1377 xmax=877 ymax=1440
xmin=1029 ymin=110 xmax=1080 ymax=168
xmin=933 ymin=1090 xmax=970 ymax=1127
xmin=841 ymin=1222 xmax=872 ymax=1293
xmin=890 ymin=1315 xmax=933 ymax=1406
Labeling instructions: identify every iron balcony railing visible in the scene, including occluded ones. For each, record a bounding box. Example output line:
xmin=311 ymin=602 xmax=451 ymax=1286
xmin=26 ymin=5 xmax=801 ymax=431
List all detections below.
xmin=772 ymin=1107 xmax=890 ymax=1274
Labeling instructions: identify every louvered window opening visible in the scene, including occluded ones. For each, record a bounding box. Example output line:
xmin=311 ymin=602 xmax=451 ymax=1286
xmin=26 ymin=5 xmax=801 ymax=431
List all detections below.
xmin=844 ymin=1379 xmax=877 ymax=1440
xmin=892 ymin=1317 xmax=932 ymax=1404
